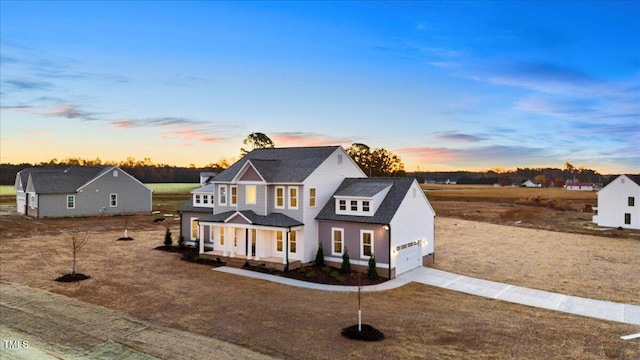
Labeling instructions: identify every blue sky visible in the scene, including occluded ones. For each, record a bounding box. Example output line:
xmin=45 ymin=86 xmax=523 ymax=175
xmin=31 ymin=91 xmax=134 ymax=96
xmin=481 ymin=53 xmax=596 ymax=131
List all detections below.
xmin=1 ymin=1 xmax=638 ymax=173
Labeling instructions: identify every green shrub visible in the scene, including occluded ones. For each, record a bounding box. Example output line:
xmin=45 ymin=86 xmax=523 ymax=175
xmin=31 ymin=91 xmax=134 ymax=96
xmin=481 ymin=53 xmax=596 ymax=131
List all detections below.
xmin=330 ymin=271 xmax=340 ymax=279
xmin=306 ymin=271 xmax=316 ymax=279
xmin=243 ymin=261 xmax=250 ymax=268
xmin=367 ymin=255 xmax=378 ymax=279
xmin=164 ymin=228 xmax=173 ymax=247
xmin=315 ymin=243 xmax=325 ymax=267
xmin=322 ymin=265 xmax=331 ymax=274
xmin=341 ymin=249 xmax=351 ymax=274
xmin=178 ymin=235 xmax=185 ymax=248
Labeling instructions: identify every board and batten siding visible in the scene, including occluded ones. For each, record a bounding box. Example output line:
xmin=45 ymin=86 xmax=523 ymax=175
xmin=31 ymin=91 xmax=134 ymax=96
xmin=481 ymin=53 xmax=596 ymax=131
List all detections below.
xmin=389 ymin=180 xmax=436 ymax=265
xmin=300 ymin=147 xmax=367 ymax=263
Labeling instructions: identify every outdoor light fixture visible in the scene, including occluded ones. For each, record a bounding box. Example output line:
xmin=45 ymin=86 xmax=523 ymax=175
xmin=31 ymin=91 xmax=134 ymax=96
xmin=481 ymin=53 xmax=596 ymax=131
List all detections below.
xmin=383 ymin=225 xmax=389 ymax=230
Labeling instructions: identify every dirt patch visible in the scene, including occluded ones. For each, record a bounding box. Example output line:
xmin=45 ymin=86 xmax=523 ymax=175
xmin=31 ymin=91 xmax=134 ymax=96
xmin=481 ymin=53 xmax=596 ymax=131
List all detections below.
xmin=0 ymin=282 xmax=276 ymax=360
xmin=432 ymin=217 xmax=640 ymax=304
xmin=54 ymin=273 xmax=91 ymax=282
xmin=341 ymin=324 xmax=385 ymax=341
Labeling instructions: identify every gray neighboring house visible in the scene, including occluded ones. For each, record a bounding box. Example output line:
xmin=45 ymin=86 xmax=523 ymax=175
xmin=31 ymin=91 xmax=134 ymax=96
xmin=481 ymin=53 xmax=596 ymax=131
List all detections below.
xmin=15 ymin=166 xmax=152 ymax=218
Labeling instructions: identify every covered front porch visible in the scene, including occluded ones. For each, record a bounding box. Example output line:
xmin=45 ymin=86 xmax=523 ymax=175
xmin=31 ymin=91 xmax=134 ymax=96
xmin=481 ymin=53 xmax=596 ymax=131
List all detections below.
xmin=197 ymin=210 xmax=304 ymax=271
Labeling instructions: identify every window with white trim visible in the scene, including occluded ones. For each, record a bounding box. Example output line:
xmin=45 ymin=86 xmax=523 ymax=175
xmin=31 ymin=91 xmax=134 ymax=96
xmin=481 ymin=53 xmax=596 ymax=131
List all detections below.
xmin=275 ymin=187 xmax=285 ymax=209
xmin=276 ymin=231 xmax=283 ymax=252
xmin=67 ymin=195 xmax=75 ymax=209
xmin=219 ymin=185 xmax=227 ymax=206
xmin=332 ymin=228 xmax=344 ymax=255
xmin=110 ymin=194 xmax=117 ymax=207
xmin=219 ymin=227 xmax=225 ymax=246
xmin=191 ymin=218 xmax=199 ymax=240
xmin=246 ymin=185 xmax=256 ymax=204
xmin=231 ymin=186 xmax=237 ymax=205
xmin=339 ymin=200 xmax=346 ymax=211
xmin=202 ymin=195 xmax=208 ymax=204
xmin=195 ymin=194 xmax=201 ymax=204
xmin=288 ymin=186 xmax=298 ymax=209
xmin=289 ymin=231 xmax=297 ymax=253
xmin=361 ymin=230 xmax=374 ymax=258
xmin=362 ymin=201 xmax=370 ymax=213
xmin=309 ymin=188 xmax=316 ymax=207
xmin=350 ymin=200 xmax=358 ymax=211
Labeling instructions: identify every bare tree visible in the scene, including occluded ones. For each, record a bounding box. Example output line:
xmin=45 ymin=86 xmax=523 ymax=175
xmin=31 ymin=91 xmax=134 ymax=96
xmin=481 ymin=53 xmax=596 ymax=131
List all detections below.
xmin=69 ymin=233 xmax=89 ymax=276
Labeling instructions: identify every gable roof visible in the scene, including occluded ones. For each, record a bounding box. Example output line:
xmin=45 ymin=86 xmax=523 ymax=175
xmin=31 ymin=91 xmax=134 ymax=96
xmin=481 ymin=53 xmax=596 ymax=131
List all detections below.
xmin=624 ymin=174 xmax=640 ymax=186
xmin=22 ymin=167 xmax=111 ymax=194
xmin=315 ymin=177 xmax=417 ymax=224
xmin=198 ymin=210 xmax=303 ymax=228
xmin=214 ymin=146 xmax=341 ymax=183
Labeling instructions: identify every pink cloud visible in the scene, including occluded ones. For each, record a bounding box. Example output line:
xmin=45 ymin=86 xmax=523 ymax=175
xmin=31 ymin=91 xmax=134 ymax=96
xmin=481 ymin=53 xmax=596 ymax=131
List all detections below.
xmin=270 ymin=132 xmax=354 ymax=147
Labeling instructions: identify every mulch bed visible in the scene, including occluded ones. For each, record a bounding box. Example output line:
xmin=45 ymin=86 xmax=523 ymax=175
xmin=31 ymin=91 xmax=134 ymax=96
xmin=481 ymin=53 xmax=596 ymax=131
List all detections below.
xmin=155 ymin=246 xmax=226 ymax=267
xmin=246 ymin=264 xmax=388 ymax=286
xmin=55 ymin=273 xmax=91 ymax=282
xmin=341 ymin=324 xmax=385 ymax=341
xmin=117 ymin=237 xmax=134 ymax=241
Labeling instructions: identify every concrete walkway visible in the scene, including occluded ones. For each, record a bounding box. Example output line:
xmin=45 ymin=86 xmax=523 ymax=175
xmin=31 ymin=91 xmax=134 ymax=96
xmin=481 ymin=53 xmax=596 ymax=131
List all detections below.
xmin=214 ymin=266 xmax=640 ymax=325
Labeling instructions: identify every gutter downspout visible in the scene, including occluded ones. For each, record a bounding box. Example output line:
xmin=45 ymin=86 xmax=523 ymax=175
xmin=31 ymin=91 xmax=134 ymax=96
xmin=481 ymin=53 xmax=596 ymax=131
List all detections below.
xmin=245 ymin=228 xmax=249 ymax=259
xmin=285 ymin=229 xmax=290 ymax=272
xmin=387 ymin=224 xmax=392 ymax=280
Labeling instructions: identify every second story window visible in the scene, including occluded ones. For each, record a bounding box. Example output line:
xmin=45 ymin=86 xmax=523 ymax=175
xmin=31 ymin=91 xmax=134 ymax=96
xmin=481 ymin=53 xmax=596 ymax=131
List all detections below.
xmin=275 ymin=187 xmax=285 ymax=209
xmin=350 ymin=200 xmax=358 ymax=211
xmin=309 ymin=188 xmax=316 ymax=207
xmin=629 ymin=197 xmax=635 ymax=207
xmin=231 ymin=186 xmax=237 ymax=205
xmin=203 ymin=195 xmax=209 ymax=204
xmin=339 ymin=200 xmax=346 ymax=211
xmin=289 ymin=186 xmax=298 ymax=209
xmin=110 ymin=194 xmax=118 ymax=207
xmin=219 ymin=186 xmax=227 ymax=206
xmin=195 ymin=194 xmax=201 ymax=204
xmin=362 ymin=201 xmax=370 ymax=212
xmin=246 ymin=185 xmax=256 ymax=204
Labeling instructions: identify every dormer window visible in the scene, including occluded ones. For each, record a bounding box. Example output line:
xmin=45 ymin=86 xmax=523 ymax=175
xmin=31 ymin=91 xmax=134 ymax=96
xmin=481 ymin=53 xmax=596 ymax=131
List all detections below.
xmin=350 ymin=200 xmax=358 ymax=211
xmin=195 ymin=194 xmax=201 ymax=204
xmin=362 ymin=201 xmax=370 ymax=212
xmin=339 ymin=200 xmax=346 ymax=211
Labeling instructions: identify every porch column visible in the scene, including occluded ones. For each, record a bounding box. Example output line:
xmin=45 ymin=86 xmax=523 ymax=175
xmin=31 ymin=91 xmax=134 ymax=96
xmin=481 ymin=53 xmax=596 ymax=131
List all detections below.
xmin=198 ymin=223 xmax=204 ymax=254
xmin=231 ymin=228 xmax=236 ymax=257
xmin=246 ymin=228 xmax=252 ymax=260
xmin=254 ymin=230 xmax=261 ymax=261
xmin=222 ymin=226 xmax=228 ymax=257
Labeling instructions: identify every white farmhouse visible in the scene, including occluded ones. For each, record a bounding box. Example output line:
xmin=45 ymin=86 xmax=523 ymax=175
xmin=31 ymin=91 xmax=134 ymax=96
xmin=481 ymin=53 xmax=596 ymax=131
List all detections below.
xmin=592 ymin=175 xmax=640 ymax=230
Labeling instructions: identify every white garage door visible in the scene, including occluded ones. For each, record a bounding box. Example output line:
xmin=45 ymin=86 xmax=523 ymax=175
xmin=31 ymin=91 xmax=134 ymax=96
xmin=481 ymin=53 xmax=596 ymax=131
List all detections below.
xmin=396 ymin=240 xmax=422 ymax=275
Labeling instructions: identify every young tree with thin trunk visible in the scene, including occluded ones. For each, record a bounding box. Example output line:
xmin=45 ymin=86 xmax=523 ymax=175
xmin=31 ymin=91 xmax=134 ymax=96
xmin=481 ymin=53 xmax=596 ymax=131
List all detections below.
xmin=69 ymin=233 xmax=89 ymax=276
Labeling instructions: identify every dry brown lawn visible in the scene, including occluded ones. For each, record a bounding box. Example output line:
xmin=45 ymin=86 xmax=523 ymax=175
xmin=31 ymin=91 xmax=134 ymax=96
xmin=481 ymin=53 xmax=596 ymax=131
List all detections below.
xmin=1 ymin=214 xmax=639 ymax=359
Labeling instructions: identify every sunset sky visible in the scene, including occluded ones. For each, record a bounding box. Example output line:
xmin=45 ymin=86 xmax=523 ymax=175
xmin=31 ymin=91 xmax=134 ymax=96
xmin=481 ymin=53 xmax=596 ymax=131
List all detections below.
xmin=1 ymin=1 xmax=638 ymax=173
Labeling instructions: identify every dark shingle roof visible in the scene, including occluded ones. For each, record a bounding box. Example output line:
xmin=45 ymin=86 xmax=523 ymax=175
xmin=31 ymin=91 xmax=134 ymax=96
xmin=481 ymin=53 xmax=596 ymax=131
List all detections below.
xmin=198 ymin=210 xmax=303 ymax=228
xmin=214 ymin=146 xmax=340 ymax=183
xmin=178 ymin=200 xmax=215 ymax=213
xmin=21 ymin=167 xmax=111 ymax=194
xmin=625 ymin=175 xmax=640 ymax=186
xmin=315 ymin=177 xmax=416 ymax=224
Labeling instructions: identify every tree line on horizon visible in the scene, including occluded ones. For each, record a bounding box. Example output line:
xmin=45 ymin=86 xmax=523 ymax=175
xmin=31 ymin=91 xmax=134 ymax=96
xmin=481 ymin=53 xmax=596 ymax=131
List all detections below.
xmin=0 ymin=131 xmax=617 ymax=187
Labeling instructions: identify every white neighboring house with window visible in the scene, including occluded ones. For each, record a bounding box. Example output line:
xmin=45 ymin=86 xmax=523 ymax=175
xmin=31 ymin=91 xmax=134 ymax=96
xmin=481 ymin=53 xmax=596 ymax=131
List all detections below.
xmin=14 ymin=166 xmax=152 ymax=218
xmin=593 ymin=174 xmax=640 ymax=230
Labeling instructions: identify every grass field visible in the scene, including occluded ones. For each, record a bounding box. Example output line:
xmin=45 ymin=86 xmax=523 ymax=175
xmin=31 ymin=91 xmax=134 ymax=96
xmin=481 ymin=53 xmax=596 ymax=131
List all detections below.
xmin=0 ymin=185 xmax=14 ymax=196
xmin=146 ymin=183 xmax=199 ymax=194
xmin=422 ymin=183 xmax=597 ymax=201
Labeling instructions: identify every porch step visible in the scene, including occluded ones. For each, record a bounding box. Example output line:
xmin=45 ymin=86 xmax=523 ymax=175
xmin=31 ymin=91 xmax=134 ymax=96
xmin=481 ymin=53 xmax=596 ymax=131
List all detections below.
xmin=225 ymin=257 xmax=248 ymax=269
